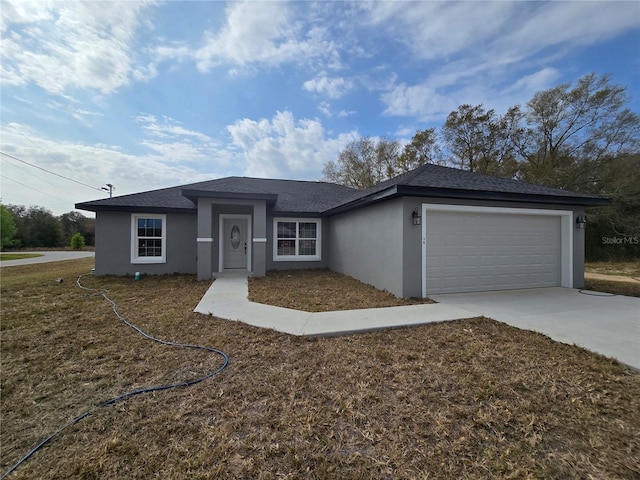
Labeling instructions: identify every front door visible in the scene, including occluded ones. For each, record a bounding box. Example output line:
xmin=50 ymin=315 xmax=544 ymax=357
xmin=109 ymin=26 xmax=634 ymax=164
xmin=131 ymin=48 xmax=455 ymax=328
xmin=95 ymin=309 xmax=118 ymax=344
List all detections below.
xmin=223 ymin=219 xmax=247 ymax=269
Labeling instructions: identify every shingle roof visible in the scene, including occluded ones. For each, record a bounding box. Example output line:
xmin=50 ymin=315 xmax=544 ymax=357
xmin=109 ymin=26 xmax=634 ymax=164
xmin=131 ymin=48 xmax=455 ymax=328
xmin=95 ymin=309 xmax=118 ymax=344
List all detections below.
xmin=76 ymin=177 xmax=357 ymax=214
xmin=331 ymin=163 xmax=607 ymax=211
xmin=76 ymin=164 xmax=607 ymax=214
xmin=182 ymin=177 xmax=357 ymax=213
xmin=75 ymin=185 xmax=196 ymax=213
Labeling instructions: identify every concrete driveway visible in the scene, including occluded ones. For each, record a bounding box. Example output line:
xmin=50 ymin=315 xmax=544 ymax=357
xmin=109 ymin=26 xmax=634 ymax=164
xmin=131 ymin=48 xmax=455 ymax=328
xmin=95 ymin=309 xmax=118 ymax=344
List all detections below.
xmin=0 ymin=251 xmax=94 ymax=267
xmin=430 ymin=287 xmax=640 ymax=370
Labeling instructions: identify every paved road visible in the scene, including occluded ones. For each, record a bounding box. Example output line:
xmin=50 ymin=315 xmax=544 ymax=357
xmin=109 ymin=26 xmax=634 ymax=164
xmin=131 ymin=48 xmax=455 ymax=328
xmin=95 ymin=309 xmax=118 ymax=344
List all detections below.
xmin=0 ymin=251 xmax=95 ymax=267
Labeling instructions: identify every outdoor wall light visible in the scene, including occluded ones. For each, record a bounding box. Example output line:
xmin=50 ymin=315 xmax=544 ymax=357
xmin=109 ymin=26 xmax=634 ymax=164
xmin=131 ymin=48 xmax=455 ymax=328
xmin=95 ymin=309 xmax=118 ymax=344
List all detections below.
xmin=576 ymin=214 xmax=586 ymax=229
xmin=412 ymin=207 xmax=421 ymax=226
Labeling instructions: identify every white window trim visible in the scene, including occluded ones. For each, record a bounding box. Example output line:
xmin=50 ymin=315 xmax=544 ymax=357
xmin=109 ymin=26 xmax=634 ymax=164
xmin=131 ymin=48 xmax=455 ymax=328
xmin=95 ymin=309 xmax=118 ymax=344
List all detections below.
xmin=131 ymin=213 xmax=167 ymax=264
xmin=273 ymin=217 xmax=322 ymax=262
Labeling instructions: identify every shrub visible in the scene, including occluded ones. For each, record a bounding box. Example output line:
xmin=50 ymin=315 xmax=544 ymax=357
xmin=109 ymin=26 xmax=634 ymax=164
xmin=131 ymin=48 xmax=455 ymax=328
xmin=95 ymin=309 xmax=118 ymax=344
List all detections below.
xmin=70 ymin=232 xmax=85 ymax=250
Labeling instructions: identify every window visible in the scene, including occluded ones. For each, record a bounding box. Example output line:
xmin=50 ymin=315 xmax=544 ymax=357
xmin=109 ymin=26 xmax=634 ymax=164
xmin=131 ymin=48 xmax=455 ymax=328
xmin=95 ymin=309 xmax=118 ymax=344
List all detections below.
xmin=131 ymin=214 xmax=166 ymax=263
xmin=273 ymin=218 xmax=321 ymax=261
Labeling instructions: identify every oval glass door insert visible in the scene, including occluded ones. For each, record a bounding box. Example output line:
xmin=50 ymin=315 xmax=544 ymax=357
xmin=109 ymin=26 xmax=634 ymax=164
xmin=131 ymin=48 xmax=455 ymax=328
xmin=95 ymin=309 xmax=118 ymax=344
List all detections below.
xmin=230 ymin=225 xmax=240 ymax=249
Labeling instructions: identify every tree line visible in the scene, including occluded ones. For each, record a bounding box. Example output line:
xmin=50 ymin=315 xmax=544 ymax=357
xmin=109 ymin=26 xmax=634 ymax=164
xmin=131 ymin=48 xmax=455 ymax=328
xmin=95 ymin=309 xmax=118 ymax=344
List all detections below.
xmin=323 ymin=73 xmax=639 ymax=261
xmin=1 ymin=204 xmax=95 ymax=250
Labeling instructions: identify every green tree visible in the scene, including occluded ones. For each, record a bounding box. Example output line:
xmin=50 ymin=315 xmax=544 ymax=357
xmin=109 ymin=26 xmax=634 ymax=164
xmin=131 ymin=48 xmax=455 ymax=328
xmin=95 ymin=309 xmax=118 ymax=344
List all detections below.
xmin=584 ymin=153 xmax=640 ymax=260
xmin=515 ymin=73 xmax=640 ymax=190
xmin=323 ymin=137 xmax=401 ymax=189
xmin=7 ymin=205 xmax=63 ymax=248
xmin=324 ymin=131 xmax=442 ymax=189
xmin=59 ymin=211 xmax=95 ymax=246
xmin=1 ymin=204 xmax=17 ymax=250
xmin=70 ymin=232 xmax=86 ymax=250
xmin=509 ymin=73 xmax=640 ymax=260
xmin=398 ymin=128 xmax=440 ymax=173
xmin=442 ymin=104 xmax=517 ymax=177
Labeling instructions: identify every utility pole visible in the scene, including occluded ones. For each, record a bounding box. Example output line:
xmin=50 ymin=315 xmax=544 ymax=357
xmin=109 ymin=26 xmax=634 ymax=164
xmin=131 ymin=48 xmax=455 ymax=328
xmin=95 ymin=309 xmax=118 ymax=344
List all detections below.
xmin=102 ymin=184 xmax=115 ymax=198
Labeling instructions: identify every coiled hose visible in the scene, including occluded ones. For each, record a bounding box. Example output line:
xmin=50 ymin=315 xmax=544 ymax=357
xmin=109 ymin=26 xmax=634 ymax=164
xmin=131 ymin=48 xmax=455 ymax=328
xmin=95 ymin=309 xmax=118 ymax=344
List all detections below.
xmin=1 ymin=274 xmax=229 ymax=479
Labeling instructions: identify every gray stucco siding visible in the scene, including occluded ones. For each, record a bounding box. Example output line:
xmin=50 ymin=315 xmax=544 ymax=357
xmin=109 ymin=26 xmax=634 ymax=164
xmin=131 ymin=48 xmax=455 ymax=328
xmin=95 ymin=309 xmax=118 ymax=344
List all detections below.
xmin=196 ymin=199 xmax=267 ymax=279
xmin=327 ymin=196 xmax=587 ymax=298
xmin=94 ymin=211 xmax=197 ymax=276
xmin=328 ymin=198 xmax=405 ymax=297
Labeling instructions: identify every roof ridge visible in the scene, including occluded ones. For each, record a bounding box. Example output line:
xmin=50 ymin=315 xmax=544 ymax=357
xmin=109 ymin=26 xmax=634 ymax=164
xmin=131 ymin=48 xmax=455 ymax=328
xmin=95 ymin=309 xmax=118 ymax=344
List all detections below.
xmin=402 ymin=162 xmax=432 ymax=183
xmin=417 ymin=163 xmax=599 ymax=197
xmin=225 ymin=175 xmax=348 ymax=186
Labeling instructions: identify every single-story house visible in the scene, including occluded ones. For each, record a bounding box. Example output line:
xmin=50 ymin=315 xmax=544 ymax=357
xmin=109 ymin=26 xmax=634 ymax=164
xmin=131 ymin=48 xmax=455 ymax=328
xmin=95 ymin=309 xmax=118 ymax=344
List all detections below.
xmin=76 ymin=164 xmax=607 ymax=297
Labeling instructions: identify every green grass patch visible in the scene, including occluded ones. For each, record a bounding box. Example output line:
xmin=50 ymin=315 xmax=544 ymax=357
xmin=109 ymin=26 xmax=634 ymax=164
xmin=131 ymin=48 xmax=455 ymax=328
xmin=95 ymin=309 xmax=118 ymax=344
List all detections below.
xmin=0 ymin=253 xmax=44 ymax=261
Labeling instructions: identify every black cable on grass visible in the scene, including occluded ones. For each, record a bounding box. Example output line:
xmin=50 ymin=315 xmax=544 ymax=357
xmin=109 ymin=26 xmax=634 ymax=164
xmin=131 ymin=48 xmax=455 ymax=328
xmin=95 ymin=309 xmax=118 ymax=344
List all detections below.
xmin=1 ymin=274 xmax=229 ymax=479
xmin=578 ymin=289 xmax=617 ymax=297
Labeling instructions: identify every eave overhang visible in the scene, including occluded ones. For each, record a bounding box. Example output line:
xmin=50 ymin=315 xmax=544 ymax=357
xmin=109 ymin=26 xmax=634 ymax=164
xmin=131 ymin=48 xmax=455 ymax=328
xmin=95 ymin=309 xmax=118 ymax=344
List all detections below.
xmin=396 ymin=185 xmax=611 ymax=207
xmin=323 ymin=185 xmax=609 ymax=216
xmin=75 ymin=203 xmax=197 ymax=214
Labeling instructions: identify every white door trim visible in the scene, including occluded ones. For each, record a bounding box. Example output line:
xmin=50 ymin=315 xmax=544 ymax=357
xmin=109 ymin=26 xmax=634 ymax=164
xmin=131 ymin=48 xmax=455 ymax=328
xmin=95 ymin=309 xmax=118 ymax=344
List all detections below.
xmin=219 ymin=214 xmax=252 ymax=272
xmin=421 ymin=204 xmax=573 ymax=297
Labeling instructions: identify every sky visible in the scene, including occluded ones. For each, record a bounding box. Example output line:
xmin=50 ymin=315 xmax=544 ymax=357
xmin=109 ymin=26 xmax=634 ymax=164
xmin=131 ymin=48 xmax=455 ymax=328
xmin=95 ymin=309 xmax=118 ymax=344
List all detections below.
xmin=1 ymin=0 xmax=639 ymax=216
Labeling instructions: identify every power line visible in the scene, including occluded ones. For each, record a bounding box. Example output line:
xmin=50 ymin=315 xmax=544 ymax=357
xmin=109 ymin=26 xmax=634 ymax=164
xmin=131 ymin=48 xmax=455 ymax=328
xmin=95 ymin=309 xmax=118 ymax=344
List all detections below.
xmin=0 ymin=116 xmax=92 ymax=179
xmin=0 ymin=173 xmax=71 ymax=204
xmin=2 ymin=152 xmax=60 ymax=186
xmin=0 ymin=151 xmax=102 ymax=192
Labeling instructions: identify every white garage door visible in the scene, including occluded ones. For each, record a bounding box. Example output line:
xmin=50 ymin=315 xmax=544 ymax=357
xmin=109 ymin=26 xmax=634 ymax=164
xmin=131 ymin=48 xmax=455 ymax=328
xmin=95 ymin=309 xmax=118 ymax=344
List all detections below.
xmin=424 ymin=209 xmax=561 ymax=295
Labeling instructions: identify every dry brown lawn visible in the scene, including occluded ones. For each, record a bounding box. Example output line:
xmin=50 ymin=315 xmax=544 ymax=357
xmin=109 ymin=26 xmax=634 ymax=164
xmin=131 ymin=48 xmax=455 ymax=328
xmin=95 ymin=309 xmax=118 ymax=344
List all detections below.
xmin=585 ymin=261 xmax=640 ymax=278
xmin=585 ymin=261 xmax=640 ymax=297
xmin=249 ymin=269 xmax=433 ymax=311
xmin=2 ymin=259 xmax=639 ymax=479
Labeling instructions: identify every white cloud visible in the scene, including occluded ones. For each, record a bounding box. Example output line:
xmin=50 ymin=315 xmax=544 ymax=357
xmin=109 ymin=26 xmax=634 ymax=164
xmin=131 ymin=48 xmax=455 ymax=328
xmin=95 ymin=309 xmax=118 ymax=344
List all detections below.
xmin=316 ymin=101 xmax=355 ymax=118
xmin=227 ymin=111 xmax=356 ymax=179
xmin=505 ymin=68 xmax=561 ymax=97
xmin=381 ymin=67 xmax=564 ymax=122
xmin=46 ymin=100 xmax=104 ymax=124
xmin=135 ymin=114 xmax=215 ymax=143
xmin=337 ymin=110 xmax=355 ymax=118
xmin=0 ymin=111 xmax=356 ymax=214
xmin=154 ymin=1 xmax=343 ymax=76
xmin=362 ymin=2 xmax=510 ymax=61
xmin=371 ymin=1 xmax=640 ymax=119
xmin=381 ymin=82 xmax=456 ymax=120
xmin=500 ymin=2 xmax=640 ymax=61
xmin=133 ymin=114 xmax=232 ymax=165
xmin=364 ymin=1 xmax=639 ymax=64
xmin=0 ymin=121 xmax=226 ymax=215
xmin=303 ymin=74 xmax=353 ymax=99
xmin=183 ymin=1 xmax=338 ymax=73
xmin=0 ymin=0 xmax=157 ymax=95
xmin=318 ymin=101 xmax=332 ymax=118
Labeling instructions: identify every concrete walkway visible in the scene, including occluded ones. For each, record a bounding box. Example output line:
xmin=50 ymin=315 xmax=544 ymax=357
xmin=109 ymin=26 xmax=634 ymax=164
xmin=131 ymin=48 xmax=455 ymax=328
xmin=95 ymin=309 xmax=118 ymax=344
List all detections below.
xmin=0 ymin=251 xmax=95 ymax=267
xmin=195 ymin=274 xmax=640 ymax=370
xmin=194 ymin=273 xmax=476 ymax=336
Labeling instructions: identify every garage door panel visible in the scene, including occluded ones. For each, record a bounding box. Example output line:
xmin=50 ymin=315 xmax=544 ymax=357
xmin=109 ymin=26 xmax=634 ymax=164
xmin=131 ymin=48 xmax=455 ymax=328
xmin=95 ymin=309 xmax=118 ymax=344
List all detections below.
xmin=425 ymin=211 xmax=561 ymax=295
